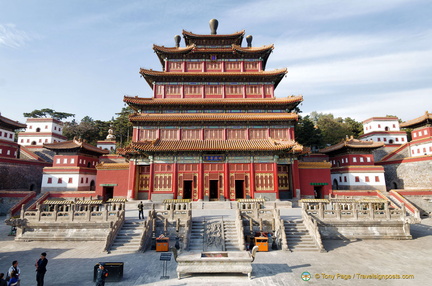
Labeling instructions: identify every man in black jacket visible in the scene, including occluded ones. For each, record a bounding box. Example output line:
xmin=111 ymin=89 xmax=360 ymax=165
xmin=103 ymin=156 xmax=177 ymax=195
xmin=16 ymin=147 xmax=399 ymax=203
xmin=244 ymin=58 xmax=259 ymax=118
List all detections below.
xmin=35 ymin=252 xmax=48 ymax=286
xmin=95 ymin=263 xmax=108 ymax=286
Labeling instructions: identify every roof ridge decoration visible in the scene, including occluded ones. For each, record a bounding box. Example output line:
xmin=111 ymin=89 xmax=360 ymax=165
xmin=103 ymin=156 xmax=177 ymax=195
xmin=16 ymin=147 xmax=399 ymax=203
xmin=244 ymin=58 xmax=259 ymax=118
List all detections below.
xmin=182 ymin=29 xmax=246 ymax=38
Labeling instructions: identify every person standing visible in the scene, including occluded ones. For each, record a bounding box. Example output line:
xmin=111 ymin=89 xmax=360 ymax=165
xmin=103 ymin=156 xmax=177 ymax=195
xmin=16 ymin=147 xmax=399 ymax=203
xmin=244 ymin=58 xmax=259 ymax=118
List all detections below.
xmin=138 ymin=201 xmax=144 ymax=219
xmin=6 ymin=272 xmax=18 ymax=286
xmin=0 ymin=273 xmax=7 ymax=286
xmin=7 ymin=261 xmax=20 ymax=285
xmin=95 ymin=263 xmax=108 ymax=286
xmin=35 ymin=252 xmax=48 ymax=286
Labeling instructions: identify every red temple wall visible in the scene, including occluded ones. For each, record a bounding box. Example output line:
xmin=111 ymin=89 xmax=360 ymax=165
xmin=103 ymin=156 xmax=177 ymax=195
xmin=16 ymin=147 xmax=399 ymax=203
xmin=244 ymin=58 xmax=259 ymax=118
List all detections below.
xmin=95 ymin=168 xmax=129 ymax=198
xmin=298 ymin=168 xmax=331 ymax=198
xmin=0 ymin=140 xmax=19 ymax=158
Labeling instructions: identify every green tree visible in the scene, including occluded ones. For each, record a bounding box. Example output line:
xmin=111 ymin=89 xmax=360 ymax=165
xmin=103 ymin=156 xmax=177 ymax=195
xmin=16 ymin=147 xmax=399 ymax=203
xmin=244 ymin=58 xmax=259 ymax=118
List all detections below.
xmin=23 ymin=108 xmax=74 ymax=120
xmin=295 ymin=115 xmax=324 ymax=149
xmin=344 ymin=117 xmax=363 ymax=138
xmin=112 ymin=106 xmax=134 ymax=147
xmin=63 ymin=116 xmax=111 ymax=145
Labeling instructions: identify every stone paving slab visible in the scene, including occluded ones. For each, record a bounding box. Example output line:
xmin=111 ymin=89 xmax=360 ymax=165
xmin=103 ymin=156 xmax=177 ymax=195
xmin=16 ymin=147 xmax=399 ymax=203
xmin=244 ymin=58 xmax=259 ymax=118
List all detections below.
xmin=1 ymin=202 xmax=431 ymax=285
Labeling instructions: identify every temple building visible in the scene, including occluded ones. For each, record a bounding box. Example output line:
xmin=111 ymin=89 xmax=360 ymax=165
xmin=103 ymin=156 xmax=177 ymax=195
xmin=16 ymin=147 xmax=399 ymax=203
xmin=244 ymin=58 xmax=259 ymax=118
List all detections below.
xmin=0 ymin=113 xmax=26 ymax=159
xmin=320 ymin=137 xmax=386 ymax=191
xmin=0 ymin=114 xmax=50 ymax=192
xmin=359 ymin=116 xmax=407 ymax=146
xmin=118 ymin=20 xmax=309 ymax=201
xmin=377 ymin=111 xmax=432 ymax=189
xmin=41 ymin=138 xmax=108 ymax=192
xmin=18 ymin=118 xmax=67 ymax=147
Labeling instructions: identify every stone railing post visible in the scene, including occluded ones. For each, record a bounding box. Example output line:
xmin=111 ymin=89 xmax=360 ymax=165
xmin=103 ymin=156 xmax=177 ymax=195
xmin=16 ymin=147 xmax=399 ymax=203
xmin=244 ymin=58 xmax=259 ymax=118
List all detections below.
xmin=71 ymin=207 xmax=75 ymax=222
xmin=385 ymin=203 xmax=390 ymax=220
xmin=54 ymin=205 xmax=58 ymax=221
xmin=353 ymin=203 xmax=358 ymax=220
xmin=369 ymin=202 xmax=374 ymax=219
xmin=319 ymin=203 xmax=324 ymax=220
xmin=20 ymin=204 xmax=25 ymax=219
xmin=37 ymin=204 xmax=41 ymax=221
xmin=401 ymin=203 xmax=406 ymax=219
xmin=87 ymin=207 xmax=91 ymax=221
xmin=336 ymin=203 xmax=341 ymax=220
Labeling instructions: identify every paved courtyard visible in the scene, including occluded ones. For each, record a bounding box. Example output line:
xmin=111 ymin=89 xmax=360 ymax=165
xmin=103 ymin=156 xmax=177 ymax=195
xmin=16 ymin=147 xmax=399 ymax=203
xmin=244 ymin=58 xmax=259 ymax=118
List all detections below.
xmin=1 ymin=202 xmax=431 ymax=285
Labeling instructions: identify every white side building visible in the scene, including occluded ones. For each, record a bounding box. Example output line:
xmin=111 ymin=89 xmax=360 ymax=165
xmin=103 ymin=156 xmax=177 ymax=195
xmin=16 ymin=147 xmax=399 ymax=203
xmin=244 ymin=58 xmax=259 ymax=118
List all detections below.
xmin=359 ymin=117 xmax=407 ymax=145
xmin=18 ymin=118 xmax=67 ymax=146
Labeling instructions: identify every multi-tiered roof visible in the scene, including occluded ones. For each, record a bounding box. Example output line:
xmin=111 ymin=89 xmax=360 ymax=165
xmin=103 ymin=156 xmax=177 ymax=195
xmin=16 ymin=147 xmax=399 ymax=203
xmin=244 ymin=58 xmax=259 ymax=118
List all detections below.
xmin=121 ymin=19 xmax=303 ymax=156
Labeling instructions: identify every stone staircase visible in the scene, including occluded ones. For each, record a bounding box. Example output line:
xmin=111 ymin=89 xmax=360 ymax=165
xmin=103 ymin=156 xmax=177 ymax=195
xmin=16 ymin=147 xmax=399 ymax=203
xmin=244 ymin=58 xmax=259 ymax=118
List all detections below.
xmin=223 ymin=219 xmax=241 ymax=251
xmin=284 ymin=220 xmax=321 ymax=252
xmin=188 ymin=219 xmax=205 ymax=251
xmin=109 ymin=220 xmax=143 ymax=253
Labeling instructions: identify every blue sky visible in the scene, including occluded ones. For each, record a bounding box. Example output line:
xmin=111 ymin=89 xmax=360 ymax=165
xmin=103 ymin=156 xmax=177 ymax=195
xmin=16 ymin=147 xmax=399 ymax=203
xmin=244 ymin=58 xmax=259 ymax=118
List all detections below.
xmin=1 ymin=0 xmax=431 ymax=125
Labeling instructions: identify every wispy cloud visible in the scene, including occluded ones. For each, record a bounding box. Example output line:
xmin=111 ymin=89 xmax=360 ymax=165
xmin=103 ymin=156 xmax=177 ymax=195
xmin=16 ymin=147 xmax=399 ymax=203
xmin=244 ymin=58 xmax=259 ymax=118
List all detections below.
xmin=0 ymin=23 xmax=31 ymax=48
xmin=316 ymin=88 xmax=432 ymax=121
xmin=226 ymin=0 xmax=411 ymax=25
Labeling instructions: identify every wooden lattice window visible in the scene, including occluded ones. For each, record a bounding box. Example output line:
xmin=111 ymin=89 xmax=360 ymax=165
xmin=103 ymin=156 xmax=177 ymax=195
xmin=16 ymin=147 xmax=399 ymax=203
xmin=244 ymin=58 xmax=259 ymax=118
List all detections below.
xmin=225 ymin=62 xmax=241 ymax=71
xmin=227 ymin=129 xmax=246 ymax=140
xmin=244 ymin=62 xmax=259 ymax=71
xmin=226 ymin=85 xmax=243 ymax=96
xmin=246 ymin=85 xmax=261 ymax=95
xmin=160 ymin=129 xmax=178 ymax=140
xmin=205 ymin=85 xmax=222 ymax=96
xmin=184 ymin=86 xmax=202 ymax=96
xmin=154 ymin=174 xmax=172 ymax=192
xmin=204 ymin=129 xmax=224 ymax=140
xmin=187 ymin=62 xmax=202 ymax=71
xmin=139 ymin=129 xmax=157 ymax=140
xmin=182 ymin=129 xmax=200 ymax=140
xmin=168 ymin=62 xmax=182 ymax=71
xmin=166 ymin=85 xmax=181 ymax=95
xmin=249 ymin=128 xmax=268 ymax=139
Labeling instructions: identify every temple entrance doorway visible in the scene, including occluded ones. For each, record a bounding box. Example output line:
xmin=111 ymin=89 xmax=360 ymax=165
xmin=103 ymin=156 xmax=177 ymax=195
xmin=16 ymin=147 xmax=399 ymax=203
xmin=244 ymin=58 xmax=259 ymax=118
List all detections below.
xmin=235 ymin=180 xmax=244 ymax=199
xmin=314 ymin=186 xmax=322 ymax=198
xmin=183 ymin=180 xmax=193 ymax=200
xmin=209 ymin=180 xmax=219 ymax=200
xmin=103 ymin=187 xmax=114 ymax=201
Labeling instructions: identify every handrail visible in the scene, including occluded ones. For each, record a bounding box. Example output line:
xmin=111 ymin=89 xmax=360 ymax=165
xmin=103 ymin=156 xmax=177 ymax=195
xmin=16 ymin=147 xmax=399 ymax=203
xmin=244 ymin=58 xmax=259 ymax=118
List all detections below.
xmin=28 ymin=192 xmax=50 ymax=210
xmin=182 ymin=211 xmax=192 ymax=251
xmin=9 ymin=191 xmax=36 ymax=218
xmin=273 ymin=209 xmax=288 ymax=251
xmin=376 ymin=190 xmax=399 ymax=209
xmin=103 ymin=209 xmax=125 ymax=253
xmin=221 ymin=216 xmax=226 ymax=251
xmin=235 ymin=210 xmax=246 ymax=251
xmin=389 ymin=190 xmax=421 ymax=223
xmin=140 ymin=210 xmax=155 ymax=252
xmin=301 ymin=205 xmax=325 ymax=252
